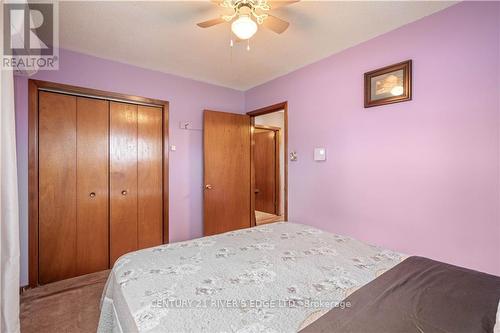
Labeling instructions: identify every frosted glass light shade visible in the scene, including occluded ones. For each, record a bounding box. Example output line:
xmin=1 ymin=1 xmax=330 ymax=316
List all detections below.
xmin=231 ymin=15 xmax=257 ymax=40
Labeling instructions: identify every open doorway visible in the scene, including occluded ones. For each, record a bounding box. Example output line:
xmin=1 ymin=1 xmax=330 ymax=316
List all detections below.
xmin=247 ymin=102 xmax=288 ymax=226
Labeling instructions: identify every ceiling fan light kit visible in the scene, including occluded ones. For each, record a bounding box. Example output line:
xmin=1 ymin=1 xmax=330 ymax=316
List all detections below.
xmin=197 ymin=0 xmax=299 ymax=48
xmin=231 ymin=14 xmax=258 ymax=40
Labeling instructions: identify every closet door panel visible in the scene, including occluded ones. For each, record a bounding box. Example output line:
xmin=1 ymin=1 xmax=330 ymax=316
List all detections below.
xmin=110 ymin=102 xmax=138 ymax=264
xmin=39 ymin=92 xmax=77 ymax=284
xmin=76 ymin=97 xmax=109 ymax=275
xmin=137 ymin=106 xmax=163 ymax=249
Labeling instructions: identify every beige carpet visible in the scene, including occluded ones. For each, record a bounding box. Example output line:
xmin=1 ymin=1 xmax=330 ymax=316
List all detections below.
xmin=20 ymin=270 xmax=109 ymax=333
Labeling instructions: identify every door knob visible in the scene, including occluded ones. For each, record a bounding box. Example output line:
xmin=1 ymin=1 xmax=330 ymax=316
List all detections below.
xmin=205 ymin=184 xmax=213 ymax=190
xmin=121 ymin=190 xmax=128 ymax=196
xmin=89 ymin=192 xmax=96 ymax=198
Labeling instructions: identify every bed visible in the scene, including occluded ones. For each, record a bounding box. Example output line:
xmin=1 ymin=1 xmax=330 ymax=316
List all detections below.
xmin=300 ymin=255 xmax=500 ymax=333
xmin=97 ymin=222 xmax=404 ymax=332
xmin=97 ymin=222 xmax=500 ymax=333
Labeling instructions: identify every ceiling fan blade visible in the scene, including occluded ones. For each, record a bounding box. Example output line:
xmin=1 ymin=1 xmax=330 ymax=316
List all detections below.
xmin=269 ymin=0 xmax=300 ymax=10
xmin=262 ymin=15 xmax=290 ymax=34
xmin=197 ymin=17 xmax=226 ymax=28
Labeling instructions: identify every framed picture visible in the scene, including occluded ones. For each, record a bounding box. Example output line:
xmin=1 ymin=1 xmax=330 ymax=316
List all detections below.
xmin=364 ymin=60 xmax=412 ymax=108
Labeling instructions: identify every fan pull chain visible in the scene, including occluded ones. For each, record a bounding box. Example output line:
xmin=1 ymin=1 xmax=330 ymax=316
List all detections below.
xmin=247 ymin=40 xmax=250 ymax=51
xmin=229 ymin=38 xmax=234 ymax=64
xmin=230 ymin=40 xmax=233 ymax=63
xmin=229 ymin=26 xmax=233 ymax=63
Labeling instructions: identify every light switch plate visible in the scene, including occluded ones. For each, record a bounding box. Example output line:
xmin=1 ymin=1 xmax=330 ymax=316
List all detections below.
xmin=314 ymin=148 xmax=326 ymax=161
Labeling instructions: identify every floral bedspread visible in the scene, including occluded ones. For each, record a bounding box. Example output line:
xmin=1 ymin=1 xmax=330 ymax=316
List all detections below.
xmin=97 ymin=222 xmax=404 ymax=333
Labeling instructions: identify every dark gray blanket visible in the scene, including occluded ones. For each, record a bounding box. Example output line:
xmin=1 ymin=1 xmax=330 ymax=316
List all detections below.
xmin=300 ymin=256 xmax=500 ymax=333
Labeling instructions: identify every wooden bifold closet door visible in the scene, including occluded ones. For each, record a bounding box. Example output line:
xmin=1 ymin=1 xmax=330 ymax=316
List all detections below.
xmin=37 ymin=90 xmax=165 ymax=285
xmin=109 ymin=102 xmax=163 ymax=264
xmin=76 ymin=97 xmax=110 ymax=276
xmin=39 ymin=92 xmax=109 ymax=284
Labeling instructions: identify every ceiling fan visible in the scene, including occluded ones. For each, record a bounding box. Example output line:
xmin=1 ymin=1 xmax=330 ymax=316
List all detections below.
xmin=197 ymin=0 xmax=299 ymax=43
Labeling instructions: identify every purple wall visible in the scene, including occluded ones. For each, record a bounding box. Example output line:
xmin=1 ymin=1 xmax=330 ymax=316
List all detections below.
xmin=14 ymin=2 xmax=500 ymax=286
xmin=246 ymin=2 xmax=500 ymax=275
xmin=14 ymin=50 xmax=245 ymax=285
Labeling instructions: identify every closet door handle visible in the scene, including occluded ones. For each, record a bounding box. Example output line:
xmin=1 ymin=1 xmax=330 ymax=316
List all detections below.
xmin=121 ymin=190 xmax=128 ymax=196
xmin=89 ymin=192 xmax=96 ymax=198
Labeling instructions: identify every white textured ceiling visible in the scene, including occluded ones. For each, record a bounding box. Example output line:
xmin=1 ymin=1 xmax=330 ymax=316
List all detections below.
xmin=59 ymin=1 xmax=455 ymax=90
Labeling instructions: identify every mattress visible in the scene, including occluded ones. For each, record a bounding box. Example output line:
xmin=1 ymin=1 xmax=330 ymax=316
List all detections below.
xmin=97 ymin=222 xmax=404 ymax=332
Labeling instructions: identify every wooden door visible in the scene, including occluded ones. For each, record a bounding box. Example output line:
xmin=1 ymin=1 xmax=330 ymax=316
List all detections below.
xmin=110 ymin=102 xmax=138 ymax=263
xmin=39 ymin=93 xmax=109 ymax=283
xmin=39 ymin=92 xmax=78 ymax=284
xmin=203 ymin=110 xmax=251 ymax=235
xmin=30 ymin=80 xmax=169 ymax=286
xmin=137 ymin=105 xmax=163 ymax=249
xmin=254 ymin=128 xmax=279 ymax=214
xmin=76 ymin=97 xmax=109 ymax=275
